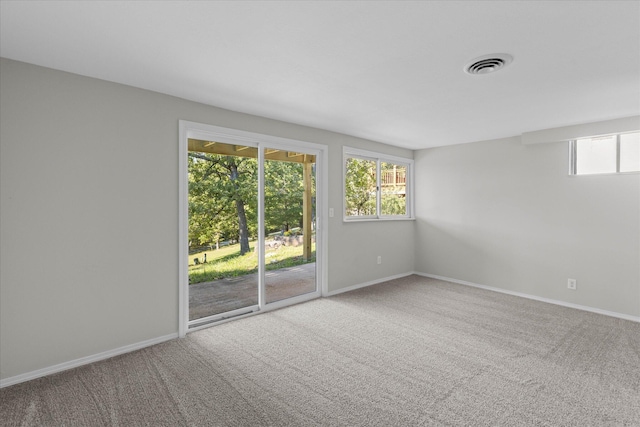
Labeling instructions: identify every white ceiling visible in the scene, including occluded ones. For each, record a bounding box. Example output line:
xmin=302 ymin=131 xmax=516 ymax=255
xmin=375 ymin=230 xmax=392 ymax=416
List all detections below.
xmin=1 ymin=1 xmax=639 ymax=149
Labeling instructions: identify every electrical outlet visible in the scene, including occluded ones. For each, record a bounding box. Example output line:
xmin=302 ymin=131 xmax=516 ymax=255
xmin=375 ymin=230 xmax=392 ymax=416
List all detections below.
xmin=377 ymin=256 xmax=382 ymax=265
xmin=329 ymin=208 xmax=334 ymax=217
xmin=567 ymin=278 xmax=577 ymax=290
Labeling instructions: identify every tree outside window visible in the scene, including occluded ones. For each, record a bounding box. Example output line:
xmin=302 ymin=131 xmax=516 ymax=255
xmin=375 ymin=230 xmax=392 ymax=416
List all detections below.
xmin=343 ymin=147 xmax=413 ymax=220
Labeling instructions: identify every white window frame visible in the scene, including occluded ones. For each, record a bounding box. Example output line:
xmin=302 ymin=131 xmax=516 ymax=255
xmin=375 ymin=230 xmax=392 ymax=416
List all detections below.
xmin=343 ymin=146 xmax=414 ymax=222
xmin=569 ymin=131 xmax=640 ymax=176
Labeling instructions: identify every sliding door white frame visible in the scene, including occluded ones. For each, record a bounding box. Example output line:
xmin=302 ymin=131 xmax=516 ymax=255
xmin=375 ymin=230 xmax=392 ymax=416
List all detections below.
xmin=178 ymin=120 xmax=328 ymax=337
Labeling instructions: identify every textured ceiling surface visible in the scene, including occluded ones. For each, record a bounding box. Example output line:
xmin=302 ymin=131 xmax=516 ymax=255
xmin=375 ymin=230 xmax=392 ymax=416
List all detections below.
xmin=1 ymin=1 xmax=638 ymax=149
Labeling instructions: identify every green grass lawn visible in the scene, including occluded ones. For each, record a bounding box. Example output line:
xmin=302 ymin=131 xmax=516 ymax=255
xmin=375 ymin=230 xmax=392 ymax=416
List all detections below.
xmin=189 ymin=241 xmax=315 ymax=284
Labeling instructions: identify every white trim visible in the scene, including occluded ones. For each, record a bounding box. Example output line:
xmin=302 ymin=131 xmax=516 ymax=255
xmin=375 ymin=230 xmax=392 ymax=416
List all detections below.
xmin=341 ymin=217 xmax=416 ymax=223
xmin=343 ymin=146 xmax=412 ymax=164
xmin=180 ymin=121 xmax=329 ymax=153
xmin=178 ymin=121 xmax=189 ymax=338
xmin=0 ymin=333 xmax=178 ymax=389
xmin=415 ymin=272 xmax=640 ymax=323
xmin=326 ymin=272 xmax=414 ymax=297
xmin=258 ymin=146 xmax=266 ymax=308
xmin=319 ymin=148 xmax=329 ymax=297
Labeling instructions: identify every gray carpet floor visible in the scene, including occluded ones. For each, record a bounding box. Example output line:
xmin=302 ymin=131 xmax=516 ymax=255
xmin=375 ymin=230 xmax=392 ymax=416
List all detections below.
xmin=2 ymin=275 xmax=639 ymax=426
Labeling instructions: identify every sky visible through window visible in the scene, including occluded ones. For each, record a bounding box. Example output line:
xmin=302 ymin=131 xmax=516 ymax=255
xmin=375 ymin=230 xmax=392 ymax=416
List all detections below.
xmin=574 ymin=132 xmax=639 ymax=175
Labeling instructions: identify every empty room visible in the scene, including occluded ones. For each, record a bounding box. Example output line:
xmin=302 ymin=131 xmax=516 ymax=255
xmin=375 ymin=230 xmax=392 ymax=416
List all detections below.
xmin=1 ymin=1 xmax=638 ymax=426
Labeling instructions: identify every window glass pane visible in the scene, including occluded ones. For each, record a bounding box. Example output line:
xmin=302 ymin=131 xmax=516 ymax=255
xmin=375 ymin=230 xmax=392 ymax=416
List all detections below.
xmin=345 ymin=157 xmax=377 ymax=217
xmin=380 ymin=162 xmax=407 ymax=216
xmin=264 ymin=151 xmax=316 ymax=304
xmin=576 ymin=135 xmax=616 ymax=175
xmin=187 ymin=141 xmax=258 ymax=321
xmin=620 ymin=132 xmax=640 ymax=173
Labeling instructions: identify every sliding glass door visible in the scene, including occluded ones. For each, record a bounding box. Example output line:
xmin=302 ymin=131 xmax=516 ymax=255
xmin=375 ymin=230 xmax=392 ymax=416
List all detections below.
xmin=181 ymin=125 xmax=323 ymax=332
xmin=263 ymin=149 xmax=317 ymax=304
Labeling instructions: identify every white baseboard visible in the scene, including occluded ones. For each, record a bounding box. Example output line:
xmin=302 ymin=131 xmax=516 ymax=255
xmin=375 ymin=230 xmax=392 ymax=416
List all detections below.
xmin=0 ymin=333 xmax=179 ymax=389
xmin=326 ymin=272 xmax=414 ymax=297
xmin=415 ymin=272 xmax=640 ymax=323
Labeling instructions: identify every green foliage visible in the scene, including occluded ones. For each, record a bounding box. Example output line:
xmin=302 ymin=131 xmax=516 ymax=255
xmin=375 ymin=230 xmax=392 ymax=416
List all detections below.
xmin=188 ymin=242 xmax=316 ymax=284
xmin=345 ymin=157 xmax=376 ymax=216
xmin=188 ymin=153 xmax=257 ymax=253
xmin=264 ymin=160 xmax=308 ymax=233
xmin=380 ymin=161 xmax=406 ymax=216
xmin=345 ymin=158 xmax=407 ymax=217
xmin=381 ymin=193 xmax=406 ymax=215
xmin=189 ymin=151 xmax=315 ymax=258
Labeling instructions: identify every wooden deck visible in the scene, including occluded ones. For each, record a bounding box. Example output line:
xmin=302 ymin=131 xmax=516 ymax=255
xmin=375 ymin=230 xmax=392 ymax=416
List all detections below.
xmin=189 ymin=262 xmax=316 ymax=321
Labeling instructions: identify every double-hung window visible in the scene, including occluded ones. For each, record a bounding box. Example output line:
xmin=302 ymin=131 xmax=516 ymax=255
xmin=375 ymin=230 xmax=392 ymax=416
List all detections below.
xmin=343 ymin=147 xmax=414 ymax=221
xmin=569 ymin=131 xmax=640 ymax=175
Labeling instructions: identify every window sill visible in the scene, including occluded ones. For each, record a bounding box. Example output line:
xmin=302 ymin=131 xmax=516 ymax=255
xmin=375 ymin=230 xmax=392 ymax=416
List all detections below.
xmin=343 ymin=217 xmax=416 ymax=223
xmin=568 ymin=170 xmax=640 ymax=177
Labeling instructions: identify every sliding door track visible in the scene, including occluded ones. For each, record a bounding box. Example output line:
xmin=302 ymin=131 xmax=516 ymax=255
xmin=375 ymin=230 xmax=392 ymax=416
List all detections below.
xmin=188 ymin=305 xmax=259 ymax=331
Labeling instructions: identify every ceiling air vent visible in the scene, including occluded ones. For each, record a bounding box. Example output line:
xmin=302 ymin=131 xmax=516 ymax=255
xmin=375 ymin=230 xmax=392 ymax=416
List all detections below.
xmin=464 ymin=53 xmax=513 ymax=75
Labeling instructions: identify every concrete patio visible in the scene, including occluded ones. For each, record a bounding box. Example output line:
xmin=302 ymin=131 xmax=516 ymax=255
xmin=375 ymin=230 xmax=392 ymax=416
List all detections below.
xmin=189 ymin=262 xmax=316 ymax=321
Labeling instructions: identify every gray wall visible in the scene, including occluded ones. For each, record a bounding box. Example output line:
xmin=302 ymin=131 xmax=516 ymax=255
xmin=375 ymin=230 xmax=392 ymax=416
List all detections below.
xmin=0 ymin=58 xmax=414 ymax=380
xmin=414 ymin=136 xmax=640 ymax=317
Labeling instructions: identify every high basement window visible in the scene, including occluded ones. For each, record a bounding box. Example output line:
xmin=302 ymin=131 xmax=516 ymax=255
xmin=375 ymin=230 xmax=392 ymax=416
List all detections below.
xmin=570 ymin=131 xmax=640 ymax=175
